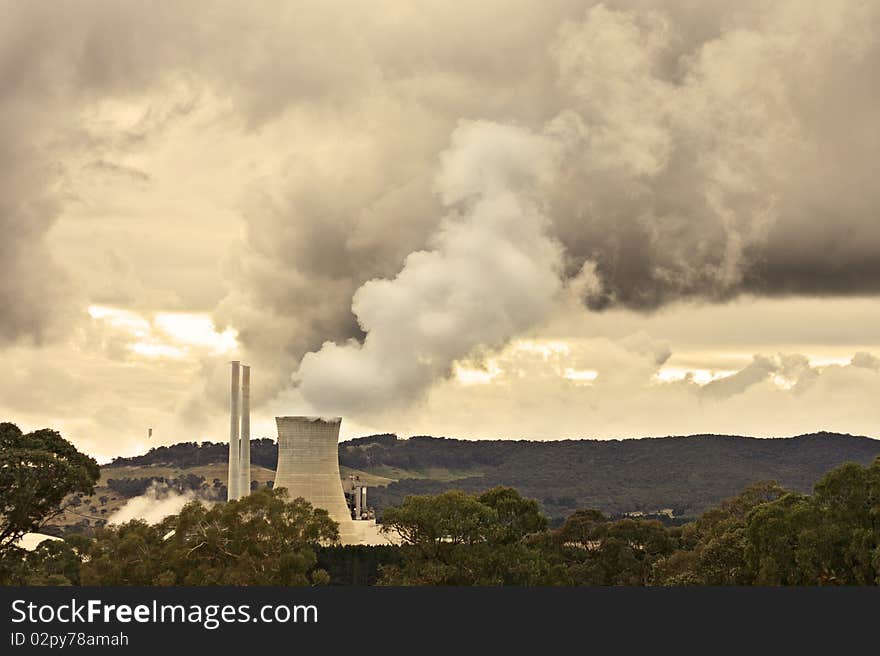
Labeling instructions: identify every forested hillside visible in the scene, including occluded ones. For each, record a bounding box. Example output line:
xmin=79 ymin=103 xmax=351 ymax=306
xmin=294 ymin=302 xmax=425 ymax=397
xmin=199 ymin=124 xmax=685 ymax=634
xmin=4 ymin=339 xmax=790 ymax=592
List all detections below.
xmin=105 ymin=432 xmax=880 ymax=522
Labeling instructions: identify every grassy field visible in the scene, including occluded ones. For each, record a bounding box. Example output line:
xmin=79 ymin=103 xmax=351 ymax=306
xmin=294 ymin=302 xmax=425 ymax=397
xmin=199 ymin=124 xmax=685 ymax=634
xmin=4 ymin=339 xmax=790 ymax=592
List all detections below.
xmin=364 ymin=465 xmax=485 ymax=482
xmin=339 ymin=466 xmax=396 ymax=486
xmin=99 ymin=463 xmax=278 ymax=486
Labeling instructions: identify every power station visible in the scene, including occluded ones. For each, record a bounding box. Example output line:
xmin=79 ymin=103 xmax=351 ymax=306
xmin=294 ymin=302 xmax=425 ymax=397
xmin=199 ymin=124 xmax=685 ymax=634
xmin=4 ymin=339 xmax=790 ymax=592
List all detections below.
xmin=226 ymin=363 xmax=387 ymax=544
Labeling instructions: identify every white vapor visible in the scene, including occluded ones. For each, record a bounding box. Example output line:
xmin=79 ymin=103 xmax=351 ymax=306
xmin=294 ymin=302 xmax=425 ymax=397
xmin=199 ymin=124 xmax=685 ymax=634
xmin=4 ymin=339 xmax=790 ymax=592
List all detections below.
xmin=295 ymin=121 xmax=571 ymax=413
xmin=107 ymin=483 xmax=200 ymax=526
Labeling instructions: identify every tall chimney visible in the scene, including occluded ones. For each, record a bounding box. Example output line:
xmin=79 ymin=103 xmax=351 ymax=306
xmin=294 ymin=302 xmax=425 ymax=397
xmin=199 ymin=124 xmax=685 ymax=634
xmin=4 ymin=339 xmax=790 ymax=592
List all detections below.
xmin=228 ymin=360 xmax=241 ymax=501
xmin=238 ymin=365 xmax=251 ymax=499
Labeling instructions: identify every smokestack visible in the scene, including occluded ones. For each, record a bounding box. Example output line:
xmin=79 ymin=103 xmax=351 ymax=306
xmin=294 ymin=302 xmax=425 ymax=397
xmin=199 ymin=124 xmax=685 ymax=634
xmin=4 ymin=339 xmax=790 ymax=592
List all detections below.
xmin=238 ymin=365 xmax=251 ymax=499
xmin=228 ymin=360 xmax=241 ymax=502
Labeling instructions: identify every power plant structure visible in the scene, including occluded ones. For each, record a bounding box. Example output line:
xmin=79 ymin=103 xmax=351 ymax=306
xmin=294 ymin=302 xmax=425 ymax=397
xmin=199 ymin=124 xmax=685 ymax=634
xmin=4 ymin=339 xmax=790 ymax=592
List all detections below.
xmin=227 ymin=360 xmax=252 ymax=501
xmin=274 ymin=416 xmax=385 ymax=545
xmin=225 ymin=363 xmax=387 ymax=544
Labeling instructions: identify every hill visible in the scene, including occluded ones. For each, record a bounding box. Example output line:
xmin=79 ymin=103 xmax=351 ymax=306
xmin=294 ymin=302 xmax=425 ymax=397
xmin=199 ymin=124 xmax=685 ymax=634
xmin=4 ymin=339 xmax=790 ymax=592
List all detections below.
xmin=92 ymin=431 xmax=880 ymax=525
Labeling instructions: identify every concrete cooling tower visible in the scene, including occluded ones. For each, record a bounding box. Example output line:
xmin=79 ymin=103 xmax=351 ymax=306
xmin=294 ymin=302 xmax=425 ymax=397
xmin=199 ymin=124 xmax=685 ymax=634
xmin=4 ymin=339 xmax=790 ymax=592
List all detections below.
xmin=273 ymin=416 xmax=387 ymax=545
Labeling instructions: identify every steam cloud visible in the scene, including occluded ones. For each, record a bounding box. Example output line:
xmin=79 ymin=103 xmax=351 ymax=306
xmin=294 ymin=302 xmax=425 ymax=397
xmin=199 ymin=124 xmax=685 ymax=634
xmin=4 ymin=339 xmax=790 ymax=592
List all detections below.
xmin=2 ymin=1 xmax=880 ymax=420
xmin=107 ymin=483 xmax=199 ymax=526
xmin=296 ymin=122 xmax=566 ymax=411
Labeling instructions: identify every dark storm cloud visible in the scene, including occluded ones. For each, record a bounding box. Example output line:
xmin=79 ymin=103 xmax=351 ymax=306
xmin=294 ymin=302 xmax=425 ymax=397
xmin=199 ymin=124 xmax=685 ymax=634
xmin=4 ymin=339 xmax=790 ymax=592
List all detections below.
xmin=541 ymin=2 xmax=880 ymax=310
xmin=3 ymin=1 xmax=880 ymax=416
xmin=0 ymin=9 xmax=84 ymax=344
xmin=0 ymin=1 xmax=188 ymax=343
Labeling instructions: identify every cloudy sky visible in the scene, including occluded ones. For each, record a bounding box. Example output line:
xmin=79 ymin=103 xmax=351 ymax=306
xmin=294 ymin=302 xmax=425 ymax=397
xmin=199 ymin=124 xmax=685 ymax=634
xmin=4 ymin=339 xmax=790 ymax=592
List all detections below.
xmin=3 ymin=1 xmax=880 ymax=461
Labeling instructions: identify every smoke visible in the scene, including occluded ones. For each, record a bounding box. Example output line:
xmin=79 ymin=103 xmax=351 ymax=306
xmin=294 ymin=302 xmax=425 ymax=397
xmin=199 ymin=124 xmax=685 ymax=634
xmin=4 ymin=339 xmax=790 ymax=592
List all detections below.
xmin=295 ymin=121 xmax=568 ymax=411
xmin=2 ymin=1 xmax=880 ymax=426
xmin=107 ymin=483 xmax=200 ymax=526
xmin=289 ymin=1 xmax=880 ymax=415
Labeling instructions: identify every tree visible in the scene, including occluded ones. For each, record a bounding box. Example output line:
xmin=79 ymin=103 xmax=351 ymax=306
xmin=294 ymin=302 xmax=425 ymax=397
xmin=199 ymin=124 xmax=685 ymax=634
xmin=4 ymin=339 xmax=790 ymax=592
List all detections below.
xmin=805 ymin=459 xmax=880 ymax=584
xmin=162 ymin=488 xmax=339 ymax=585
xmin=744 ymin=458 xmax=880 ymax=585
xmin=379 ymin=488 xmax=562 ymax=585
xmin=317 ymin=544 xmax=406 ymax=585
xmin=478 ymin=487 xmax=548 ymax=544
xmin=653 ymin=481 xmax=787 ymax=585
xmin=381 ymin=490 xmax=497 ymax=560
xmin=0 ymin=423 xmax=99 ymax=552
xmin=78 ymin=520 xmax=167 ymax=586
xmin=554 ymin=509 xmax=607 ymax=548
xmin=545 ymin=511 xmax=674 ymax=586
xmin=80 ymin=488 xmax=339 ymax=585
xmin=745 ymin=493 xmax=813 ymax=585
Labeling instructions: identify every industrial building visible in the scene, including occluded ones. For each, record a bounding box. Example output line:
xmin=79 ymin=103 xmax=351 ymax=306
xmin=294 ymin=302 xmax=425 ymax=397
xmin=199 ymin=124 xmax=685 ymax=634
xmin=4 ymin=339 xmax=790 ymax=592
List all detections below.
xmin=226 ymin=362 xmax=388 ymax=545
xmin=274 ymin=416 xmax=386 ymax=545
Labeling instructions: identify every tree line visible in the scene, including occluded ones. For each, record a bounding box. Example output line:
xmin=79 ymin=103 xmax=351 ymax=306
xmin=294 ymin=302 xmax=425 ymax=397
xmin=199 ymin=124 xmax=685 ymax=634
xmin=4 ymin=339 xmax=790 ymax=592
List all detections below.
xmin=2 ymin=422 xmax=878 ymax=586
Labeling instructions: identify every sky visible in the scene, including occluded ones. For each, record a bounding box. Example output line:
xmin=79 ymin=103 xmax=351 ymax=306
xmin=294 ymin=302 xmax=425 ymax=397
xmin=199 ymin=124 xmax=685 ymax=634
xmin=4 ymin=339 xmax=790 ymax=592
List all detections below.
xmin=2 ymin=0 xmax=880 ymax=462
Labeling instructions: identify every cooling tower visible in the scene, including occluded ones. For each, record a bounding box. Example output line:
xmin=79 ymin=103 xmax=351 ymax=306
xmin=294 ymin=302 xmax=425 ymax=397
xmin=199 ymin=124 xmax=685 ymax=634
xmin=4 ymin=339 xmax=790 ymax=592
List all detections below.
xmin=273 ymin=416 xmax=388 ymax=544
xmin=273 ymin=416 xmax=352 ymax=523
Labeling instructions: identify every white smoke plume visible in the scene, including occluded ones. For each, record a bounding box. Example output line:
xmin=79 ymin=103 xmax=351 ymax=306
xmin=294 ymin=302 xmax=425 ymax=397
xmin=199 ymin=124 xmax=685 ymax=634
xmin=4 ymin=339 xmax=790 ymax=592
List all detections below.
xmin=107 ymin=483 xmax=200 ymax=526
xmin=295 ymin=121 xmax=571 ymax=412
